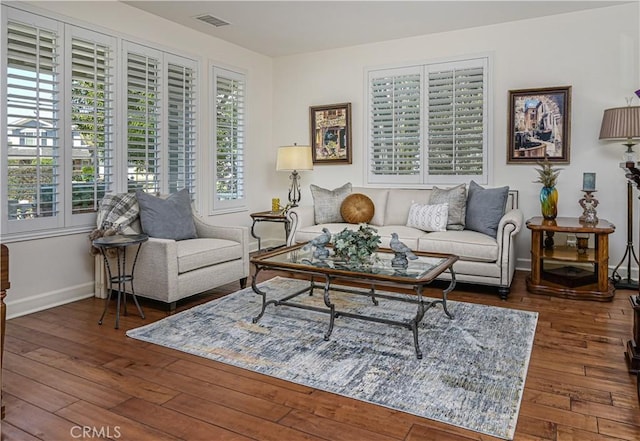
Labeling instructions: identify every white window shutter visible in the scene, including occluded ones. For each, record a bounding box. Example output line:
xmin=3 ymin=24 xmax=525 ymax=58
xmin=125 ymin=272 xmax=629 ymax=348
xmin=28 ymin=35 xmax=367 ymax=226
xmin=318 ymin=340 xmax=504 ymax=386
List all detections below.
xmin=166 ymin=60 xmax=196 ymax=197
xmin=213 ymin=67 xmax=245 ymax=209
xmin=368 ymin=67 xmax=422 ymax=185
xmin=70 ymin=34 xmax=114 ymax=218
xmin=126 ymin=45 xmax=162 ymax=194
xmin=427 ymin=58 xmax=487 ymax=182
xmin=5 ymin=18 xmax=62 ymax=232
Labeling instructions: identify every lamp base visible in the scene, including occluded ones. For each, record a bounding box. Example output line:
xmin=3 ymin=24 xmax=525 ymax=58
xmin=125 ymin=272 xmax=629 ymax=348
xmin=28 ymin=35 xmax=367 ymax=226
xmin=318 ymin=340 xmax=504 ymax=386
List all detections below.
xmin=287 ymin=170 xmax=301 ymax=207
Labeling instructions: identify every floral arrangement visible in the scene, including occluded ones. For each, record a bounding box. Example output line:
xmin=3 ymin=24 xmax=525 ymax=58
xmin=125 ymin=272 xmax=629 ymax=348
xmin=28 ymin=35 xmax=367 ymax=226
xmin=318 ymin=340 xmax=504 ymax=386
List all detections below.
xmin=332 ymin=224 xmax=381 ymax=264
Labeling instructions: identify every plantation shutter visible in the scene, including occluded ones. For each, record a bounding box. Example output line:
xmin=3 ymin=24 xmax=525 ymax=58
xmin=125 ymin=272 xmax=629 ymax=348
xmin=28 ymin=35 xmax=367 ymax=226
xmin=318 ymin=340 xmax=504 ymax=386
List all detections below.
xmin=126 ymin=45 xmax=161 ymax=194
xmin=368 ymin=67 xmax=422 ymax=184
xmin=70 ymin=34 xmax=114 ymax=216
xmin=6 ymin=18 xmax=61 ymax=230
xmin=426 ymin=59 xmax=487 ymax=182
xmin=167 ymin=61 xmax=196 ymax=196
xmin=213 ymin=67 xmax=245 ymax=207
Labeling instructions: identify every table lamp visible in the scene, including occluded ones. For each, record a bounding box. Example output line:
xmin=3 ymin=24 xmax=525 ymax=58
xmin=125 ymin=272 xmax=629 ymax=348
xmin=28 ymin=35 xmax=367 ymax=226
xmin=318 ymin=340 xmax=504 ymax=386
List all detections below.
xmin=276 ymin=144 xmax=313 ymax=207
xmin=599 ymin=102 xmax=640 ymax=288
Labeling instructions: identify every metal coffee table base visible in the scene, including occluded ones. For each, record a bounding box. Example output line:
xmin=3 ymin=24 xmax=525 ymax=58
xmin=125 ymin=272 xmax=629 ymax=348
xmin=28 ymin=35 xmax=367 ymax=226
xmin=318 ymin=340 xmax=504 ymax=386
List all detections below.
xmin=251 ymin=272 xmax=456 ymax=359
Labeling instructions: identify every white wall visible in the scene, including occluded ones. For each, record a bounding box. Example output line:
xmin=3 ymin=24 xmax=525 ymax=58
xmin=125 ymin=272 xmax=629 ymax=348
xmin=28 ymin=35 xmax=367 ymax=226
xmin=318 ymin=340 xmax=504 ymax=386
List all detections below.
xmin=271 ymin=3 xmax=640 ymax=274
xmin=3 ymin=1 xmax=273 ymax=318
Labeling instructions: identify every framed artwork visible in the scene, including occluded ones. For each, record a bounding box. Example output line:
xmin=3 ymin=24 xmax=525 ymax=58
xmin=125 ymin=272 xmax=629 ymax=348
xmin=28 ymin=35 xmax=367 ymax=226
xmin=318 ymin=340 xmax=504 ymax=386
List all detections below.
xmin=310 ymin=102 xmax=352 ymax=164
xmin=507 ymin=86 xmax=571 ymax=164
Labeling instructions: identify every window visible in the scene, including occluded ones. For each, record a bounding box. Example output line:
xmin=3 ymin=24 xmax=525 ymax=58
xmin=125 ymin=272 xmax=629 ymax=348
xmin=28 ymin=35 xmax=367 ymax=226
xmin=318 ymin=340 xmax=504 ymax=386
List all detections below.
xmin=125 ymin=43 xmax=197 ymax=198
xmin=367 ymin=56 xmax=489 ymax=186
xmin=5 ymin=14 xmax=62 ymax=232
xmin=2 ymin=6 xmax=197 ymax=237
xmin=212 ymin=67 xmax=245 ymax=211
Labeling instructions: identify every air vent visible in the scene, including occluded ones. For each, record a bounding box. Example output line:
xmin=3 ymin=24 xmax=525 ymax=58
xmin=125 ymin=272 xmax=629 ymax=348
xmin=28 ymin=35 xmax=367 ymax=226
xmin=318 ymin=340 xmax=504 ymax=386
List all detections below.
xmin=194 ymin=14 xmax=230 ymax=27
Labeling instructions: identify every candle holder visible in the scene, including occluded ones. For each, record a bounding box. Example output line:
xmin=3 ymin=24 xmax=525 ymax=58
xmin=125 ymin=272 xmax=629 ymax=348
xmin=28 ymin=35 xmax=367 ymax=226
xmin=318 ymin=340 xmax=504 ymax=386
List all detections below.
xmin=579 ymin=190 xmax=598 ymax=224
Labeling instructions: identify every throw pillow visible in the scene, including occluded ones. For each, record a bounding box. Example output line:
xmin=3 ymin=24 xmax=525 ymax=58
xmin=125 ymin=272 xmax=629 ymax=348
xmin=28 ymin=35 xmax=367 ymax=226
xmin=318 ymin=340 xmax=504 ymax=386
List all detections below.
xmin=136 ymin=188 xmax=197 ymax=240
xmin=310 ymin=182 xmax=352 ymax=224
xmin=340 ymin=193 xmax=375 ymax=224
xmin=429 ymin=183 xmax=467 ymax=231
xmin=406 ymin=203 xmax=449 ymax=232
xmin=465 ymin=181 xmax=509 ymax=238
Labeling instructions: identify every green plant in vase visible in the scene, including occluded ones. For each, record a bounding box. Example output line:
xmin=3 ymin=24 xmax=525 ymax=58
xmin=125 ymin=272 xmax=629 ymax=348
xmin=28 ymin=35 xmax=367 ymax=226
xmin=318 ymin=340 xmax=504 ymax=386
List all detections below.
xmin=332 ymin=224 xmax=381 ymax=266
xmin=534 ymin=155 xmax=562 ymax=220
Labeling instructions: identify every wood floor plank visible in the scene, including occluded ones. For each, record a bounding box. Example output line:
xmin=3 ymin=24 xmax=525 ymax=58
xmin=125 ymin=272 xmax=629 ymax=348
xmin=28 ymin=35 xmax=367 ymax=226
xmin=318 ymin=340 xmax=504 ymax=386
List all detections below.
xmin=103 ymin=356 xmax=294 ymax=421
xmin=1 ymin=270 xmax=638 ymax=440
xmin=111 ymin=397 xmax=254 ymax=441
xmin=3 ymin=351 xmax=130 ymax=408
xmin=2 ymin=369 xmax=79 ymax=412
xmin=2 ymin=394 xmax=81 ymax=441
xmin=55 ymin=400 xmax=181 ymax=441
xmin=164 ymin=392 xmax=326 ymax=441
xmin=279 ymin=408 xmax=402 ymax=441
xmin=23 ymin=347 xmax=179 ymax=405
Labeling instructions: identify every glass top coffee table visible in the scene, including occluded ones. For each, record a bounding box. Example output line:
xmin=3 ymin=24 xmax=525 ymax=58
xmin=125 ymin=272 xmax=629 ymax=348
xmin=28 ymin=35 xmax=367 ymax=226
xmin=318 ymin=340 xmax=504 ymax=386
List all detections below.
xmin=250 ymin=243 xmax=458 ymax=359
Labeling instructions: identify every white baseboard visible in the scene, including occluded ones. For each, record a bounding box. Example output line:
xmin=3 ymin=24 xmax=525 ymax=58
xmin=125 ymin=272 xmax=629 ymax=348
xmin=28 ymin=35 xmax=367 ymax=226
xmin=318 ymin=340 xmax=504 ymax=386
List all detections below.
xmin=5 ymin=282 xmax=95 ymax=319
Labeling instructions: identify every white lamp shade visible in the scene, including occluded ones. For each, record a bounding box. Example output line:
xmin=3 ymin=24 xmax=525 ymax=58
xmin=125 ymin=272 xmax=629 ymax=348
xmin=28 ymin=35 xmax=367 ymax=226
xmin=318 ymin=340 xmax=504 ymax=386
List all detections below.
xmin=276 ymin=145 xmax=313 ymax=171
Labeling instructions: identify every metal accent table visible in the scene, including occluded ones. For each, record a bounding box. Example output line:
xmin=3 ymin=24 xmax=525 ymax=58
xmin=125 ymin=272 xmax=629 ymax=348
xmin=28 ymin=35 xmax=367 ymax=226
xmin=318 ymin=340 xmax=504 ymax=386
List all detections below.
xmin=249 ymin=210 xmax=290 ymax=251
xmin=250 ymin=244 xmax=458 ymax=359
xmin=92 ymin=234 xmax=148 ymax=329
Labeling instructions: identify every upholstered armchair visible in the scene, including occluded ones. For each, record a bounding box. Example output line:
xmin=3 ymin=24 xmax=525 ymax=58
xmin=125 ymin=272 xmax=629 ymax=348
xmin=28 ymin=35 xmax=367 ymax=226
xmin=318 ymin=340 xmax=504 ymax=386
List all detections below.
xmin=93 ymin=191 xmax=249 ymax=310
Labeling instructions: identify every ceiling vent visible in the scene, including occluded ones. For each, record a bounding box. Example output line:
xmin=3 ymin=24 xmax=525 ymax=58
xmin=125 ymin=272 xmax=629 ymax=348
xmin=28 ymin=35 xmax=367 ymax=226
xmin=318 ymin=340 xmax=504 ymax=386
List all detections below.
xmin=194 ymin=14 xmax=230 ymax=28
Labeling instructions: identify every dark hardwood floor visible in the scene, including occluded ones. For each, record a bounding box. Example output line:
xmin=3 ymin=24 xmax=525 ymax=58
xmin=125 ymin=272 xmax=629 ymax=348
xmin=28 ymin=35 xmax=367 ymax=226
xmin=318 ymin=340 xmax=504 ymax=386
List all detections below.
xmin=1 ymin=269 xmax=639 ymax=441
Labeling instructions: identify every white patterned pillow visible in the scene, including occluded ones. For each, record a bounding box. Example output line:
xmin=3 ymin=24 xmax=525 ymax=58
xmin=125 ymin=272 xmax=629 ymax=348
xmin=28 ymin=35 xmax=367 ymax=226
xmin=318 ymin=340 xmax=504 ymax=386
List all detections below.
xmin=406 ymin=203 xmax=449 ymax=232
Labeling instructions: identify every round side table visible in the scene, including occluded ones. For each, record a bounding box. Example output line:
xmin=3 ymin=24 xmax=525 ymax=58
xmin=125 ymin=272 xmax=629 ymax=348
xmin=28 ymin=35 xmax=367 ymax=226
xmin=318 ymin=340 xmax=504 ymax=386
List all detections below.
xmin=92 ymin=234 xmax=148 ymax=329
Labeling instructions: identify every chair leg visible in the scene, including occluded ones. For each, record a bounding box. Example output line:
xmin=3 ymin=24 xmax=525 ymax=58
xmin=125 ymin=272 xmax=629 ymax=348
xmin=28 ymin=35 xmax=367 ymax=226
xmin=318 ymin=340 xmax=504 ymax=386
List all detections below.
xmin=240 ymin=277 xmax=247 ymax=289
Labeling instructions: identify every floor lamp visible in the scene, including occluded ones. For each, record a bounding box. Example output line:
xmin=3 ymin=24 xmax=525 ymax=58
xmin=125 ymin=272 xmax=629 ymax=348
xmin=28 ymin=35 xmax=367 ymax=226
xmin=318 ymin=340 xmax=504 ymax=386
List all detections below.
xmin=276 ymin=144 xmax=313 ymax=207
xmin=599 ymin=104 xmax=640 ymax=289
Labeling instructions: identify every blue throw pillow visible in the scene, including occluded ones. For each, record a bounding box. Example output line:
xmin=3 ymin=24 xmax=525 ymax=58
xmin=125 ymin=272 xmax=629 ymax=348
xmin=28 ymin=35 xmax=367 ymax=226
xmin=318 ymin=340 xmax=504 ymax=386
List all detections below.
xmin=136 ymin=188 xmax=197 ymax=240
xmin=464 ymin=181 xmax=509 ymax=238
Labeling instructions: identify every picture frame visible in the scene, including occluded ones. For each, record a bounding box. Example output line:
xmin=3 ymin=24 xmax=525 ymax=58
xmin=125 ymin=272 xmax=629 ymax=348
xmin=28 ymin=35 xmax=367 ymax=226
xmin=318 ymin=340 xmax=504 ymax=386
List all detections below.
xmin=310 ymin=102 xmax=352 ymax=164
xmin=507 ymin=86 xmax=571 ymax=164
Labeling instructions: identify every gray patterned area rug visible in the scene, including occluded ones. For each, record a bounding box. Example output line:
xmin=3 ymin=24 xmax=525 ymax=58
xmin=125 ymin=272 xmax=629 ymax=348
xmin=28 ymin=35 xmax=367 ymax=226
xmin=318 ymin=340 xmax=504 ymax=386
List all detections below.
xmin=127 ymin=277 xmax=537 ymax=439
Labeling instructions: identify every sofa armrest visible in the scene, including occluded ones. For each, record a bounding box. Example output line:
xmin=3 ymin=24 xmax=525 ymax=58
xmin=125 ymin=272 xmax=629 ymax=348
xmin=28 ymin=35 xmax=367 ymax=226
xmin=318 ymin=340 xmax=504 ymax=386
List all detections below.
xmin=496 ymin=208 xmax=524 ymax=287
xmin=286 ymin=205 xmax=315 ymax=246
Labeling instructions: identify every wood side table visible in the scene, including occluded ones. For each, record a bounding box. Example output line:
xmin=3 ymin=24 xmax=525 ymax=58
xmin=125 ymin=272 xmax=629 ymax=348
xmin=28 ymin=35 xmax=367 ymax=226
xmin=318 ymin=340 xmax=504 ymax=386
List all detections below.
xmin=526 ymin=216 xmax=615 ymax=301
xmin=249 ymin=210 xmax=290 ymax=251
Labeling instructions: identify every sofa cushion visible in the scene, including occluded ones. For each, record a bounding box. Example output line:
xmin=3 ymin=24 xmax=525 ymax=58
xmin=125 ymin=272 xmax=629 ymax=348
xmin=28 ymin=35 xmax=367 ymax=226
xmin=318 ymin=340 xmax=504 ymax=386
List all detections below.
xmin=465 ymin=181 xmax=509 ymax=238
xmin=384 ymin=189 xmax=431 ymax=225
xmin=310 ymin=182 xmax=352 ymax=224
xmin=136 ymin=189 xmax=197 ymax=241
xmin=406 ymin=203 xmax=448 ymax=232
xmin=177 ymin=238 xmax=242 ymax=273
xmin=417 ymin=230 xmax=498 ymax=262
xmin=352 ymin=187 xmax=388 ymax=226
xmin=340 ymin=193 xmax=375 ymax=224
xmin=430 ymin=184 xmax=467 ymax=231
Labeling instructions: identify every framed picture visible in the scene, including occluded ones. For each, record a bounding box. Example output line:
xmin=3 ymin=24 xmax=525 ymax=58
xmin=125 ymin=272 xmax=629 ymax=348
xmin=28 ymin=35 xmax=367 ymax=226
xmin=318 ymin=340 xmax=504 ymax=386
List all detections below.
xmin=310 ymin=102 xmax=352 ymax=164
xmin=507 ymin=86 xmax=571 ymax=164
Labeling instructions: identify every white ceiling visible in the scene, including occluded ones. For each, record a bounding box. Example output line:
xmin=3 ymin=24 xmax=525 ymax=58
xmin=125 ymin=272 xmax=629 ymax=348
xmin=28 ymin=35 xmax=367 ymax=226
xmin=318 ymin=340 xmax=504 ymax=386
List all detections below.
xmin=121 ymin=1 xmax=629 ymax=57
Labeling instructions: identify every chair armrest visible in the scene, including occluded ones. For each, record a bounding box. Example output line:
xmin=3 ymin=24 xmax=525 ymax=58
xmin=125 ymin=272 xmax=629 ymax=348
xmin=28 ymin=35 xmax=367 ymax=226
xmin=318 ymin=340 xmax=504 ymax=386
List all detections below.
xmin=286 ymin=206 xmax=315 ymax=245
xmin=193 ymin=216 xmax=248 ymax=244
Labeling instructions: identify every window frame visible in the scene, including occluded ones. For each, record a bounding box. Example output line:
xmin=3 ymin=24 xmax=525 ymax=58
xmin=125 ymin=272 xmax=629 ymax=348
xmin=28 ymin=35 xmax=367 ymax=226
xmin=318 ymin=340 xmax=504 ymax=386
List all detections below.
xmin=365 ymin=54 xmax=491 ymax=187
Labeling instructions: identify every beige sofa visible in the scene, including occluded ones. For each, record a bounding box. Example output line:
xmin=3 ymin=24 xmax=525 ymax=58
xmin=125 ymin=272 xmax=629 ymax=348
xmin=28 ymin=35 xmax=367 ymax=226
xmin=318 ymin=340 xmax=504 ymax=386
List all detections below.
xmin=286 ymin=186 xmax=523 ymax=299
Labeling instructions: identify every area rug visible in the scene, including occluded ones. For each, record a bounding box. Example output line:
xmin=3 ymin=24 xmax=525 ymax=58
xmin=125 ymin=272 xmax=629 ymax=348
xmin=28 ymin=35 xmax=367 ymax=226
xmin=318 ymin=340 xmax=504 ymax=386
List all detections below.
xmin=127 ymin=277 xmax=538 ymax=439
